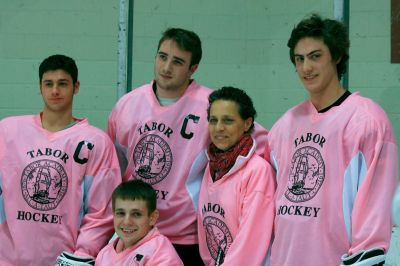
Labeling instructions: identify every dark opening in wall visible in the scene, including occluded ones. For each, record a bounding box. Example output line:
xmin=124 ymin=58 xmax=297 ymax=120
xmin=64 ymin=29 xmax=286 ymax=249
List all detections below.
xmin=391 ymin=0 xmax=400 ymax=63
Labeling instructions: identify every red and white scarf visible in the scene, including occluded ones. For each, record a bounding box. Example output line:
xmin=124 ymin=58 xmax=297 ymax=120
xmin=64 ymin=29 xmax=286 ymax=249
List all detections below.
xmin=207 ymin=134 xmax=253 ymax=182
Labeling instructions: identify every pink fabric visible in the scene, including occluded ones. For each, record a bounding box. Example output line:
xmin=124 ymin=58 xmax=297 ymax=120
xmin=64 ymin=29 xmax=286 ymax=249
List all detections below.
xmin=107 ymin=80 xmax=269 ymax=245
xmin=95 ymin=227 xmax=183 ymax=266
xmin=0 ymin=114 xmax=122 ymax=265
xmin=265 ymin=92 xmax=398 ymax=266
xmin=107 ymin=80 xmax=212 ymax=244
xmin=198 ymin=140 xmax=275 ymax=265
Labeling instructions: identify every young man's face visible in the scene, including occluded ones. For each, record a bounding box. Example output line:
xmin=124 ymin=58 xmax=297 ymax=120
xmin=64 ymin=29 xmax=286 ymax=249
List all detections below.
xmin=40 ymin=69 xmax=79 ymax=114
xmin=293 ymin=37 xmax=339 ymax=96
xmin=114 ymin=198 xmax=158 ymax=249
xmin=208 ymin=100 xmax=252 ymax=151
xmin=154 ymin=39 xmax=198 ymax=97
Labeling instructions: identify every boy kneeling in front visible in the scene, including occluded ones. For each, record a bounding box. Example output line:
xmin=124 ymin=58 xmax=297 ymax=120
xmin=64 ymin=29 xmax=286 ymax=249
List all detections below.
xmin=95 ymin=180 xmax=183 ymax=266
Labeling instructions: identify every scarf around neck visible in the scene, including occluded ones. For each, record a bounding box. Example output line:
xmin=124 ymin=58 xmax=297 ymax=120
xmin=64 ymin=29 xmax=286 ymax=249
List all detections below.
xmin=207 ymin=134 xmax=253 ymax=182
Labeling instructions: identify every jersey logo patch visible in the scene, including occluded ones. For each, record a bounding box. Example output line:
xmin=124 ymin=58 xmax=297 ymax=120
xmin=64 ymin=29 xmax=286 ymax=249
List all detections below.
xmin=203 ymin=216 xmax=233 ymax=264
xmin=133 ymin=134 xmax=173 ymax=185
xmin=134 ymin=254 xmax=143 ymax=262
xmin=21 ymin=159 xmax=68 ymax=211
xmin=285 ymin=146 xmax=325 ymax=202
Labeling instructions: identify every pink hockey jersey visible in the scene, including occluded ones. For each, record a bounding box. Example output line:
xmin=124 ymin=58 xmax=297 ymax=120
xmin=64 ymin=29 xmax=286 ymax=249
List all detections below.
xmin=0 ymin=114 xmax=122 ymax=266
xmin=95 ymin=227 xmax=183 ymax=266
xmin=107 ymin=80 xmax=268 ymax=244
xmin=264 ymin=92 xmax=398 ymax=266
xmin=198 ymin=141 xmax=275 ymax=266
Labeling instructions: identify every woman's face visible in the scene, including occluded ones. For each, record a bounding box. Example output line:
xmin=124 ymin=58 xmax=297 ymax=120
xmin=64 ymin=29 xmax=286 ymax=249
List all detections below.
xmin=208 ymin=100 xmax=252 ymax=151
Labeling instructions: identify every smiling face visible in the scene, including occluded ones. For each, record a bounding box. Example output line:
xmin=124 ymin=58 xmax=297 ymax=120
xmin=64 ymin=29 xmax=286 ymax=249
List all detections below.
xmin=40 ymin=69 xmax=79 ymax=115
xmin=113 ymin=198 xmax=159 ymax=250
xmin=154 ymin=39 xmax=198 ymax=98
xmin=293 ymin=37 xmax=341 ymax=100
xmin=208 ymin=100 xmax=252 ymax=151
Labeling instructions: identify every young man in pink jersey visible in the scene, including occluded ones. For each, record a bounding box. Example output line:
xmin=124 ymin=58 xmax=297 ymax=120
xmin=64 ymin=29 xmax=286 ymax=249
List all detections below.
xmin=107 ymin=28 xmax=268 ymax=265
xmin=96 ymin=179 xmax=183 ymax=265
xmin=264 ymin=14 xmax=398 ymax=266
xmin=0 ymin=54 xmax=122 ymax=266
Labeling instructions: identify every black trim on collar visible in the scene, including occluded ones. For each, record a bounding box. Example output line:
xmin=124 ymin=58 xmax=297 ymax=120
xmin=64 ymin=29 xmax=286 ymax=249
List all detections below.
xmin=318 ymin=90 xmax=351 ymax=113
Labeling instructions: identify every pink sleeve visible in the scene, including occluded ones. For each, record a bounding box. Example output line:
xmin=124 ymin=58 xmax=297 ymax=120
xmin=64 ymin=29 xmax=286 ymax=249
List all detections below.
xmin=106 ymin=103 xmax=119 ymax=144
xmin=107 ymin=100 xmax=130 ymax=180
xmin=222 ymin=161 xmax=276 ymax=265
xmin=146 ymin=237 xmax=184 ymax=266
xmin=252 ymin=122 xmax=268 ymax=157
xmin=197 ymin=178 xmax=208 ymax=264
xmin=74 ymin=136 xmax=122 ymax=257
xmin=349 ymin=119 xmax=398 ymax=255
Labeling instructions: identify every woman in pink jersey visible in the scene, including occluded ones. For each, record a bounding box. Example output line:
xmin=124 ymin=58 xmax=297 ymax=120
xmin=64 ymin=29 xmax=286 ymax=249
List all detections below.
xmin=197 ymin=86 xmax=275 ymax=266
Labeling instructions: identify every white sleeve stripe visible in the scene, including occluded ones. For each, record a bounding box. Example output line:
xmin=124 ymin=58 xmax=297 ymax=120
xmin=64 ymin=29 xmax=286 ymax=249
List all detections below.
xmin=114 ymin=138 xmax=128 ymax=176
xmin=186 ymin=149 xmax=208 ymax=210
xmin=270 ymin=151 xmax=279 ymax=181
xmin=78 ymin=175 xmax=94 ymax=226
xmin=392 ymin=186 xmax=400 ymax=226
xmin=0 ymin=173 xmax=5 ymax=224
xmin=342 ymin=151 xmax=367 ymax=244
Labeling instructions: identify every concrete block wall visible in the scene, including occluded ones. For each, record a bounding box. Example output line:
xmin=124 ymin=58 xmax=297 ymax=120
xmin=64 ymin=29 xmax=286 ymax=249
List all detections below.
xmin=1 ymin=1 xmax=398 ymax=140
xmin=130 ymin=0 xmax=334 ymax=129
xmin=349 ymin=1 xmax=400 ymax=165
xmin=0 ymin=0 xmax=119 ymax=129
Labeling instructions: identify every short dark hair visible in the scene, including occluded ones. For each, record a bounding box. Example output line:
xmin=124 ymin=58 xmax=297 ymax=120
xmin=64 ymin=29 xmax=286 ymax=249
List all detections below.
xmin=287 ymin=13 xmax=349 ymax=80
xmin=157 ymin=28 xmax=202 ymax=67
xmin=207 ymin=86 xmax=256 ymax=132
xmin=112 ymin=179 xmax=157 ymax=214
xmin=39 ymin=54 xmax=78 ymax=84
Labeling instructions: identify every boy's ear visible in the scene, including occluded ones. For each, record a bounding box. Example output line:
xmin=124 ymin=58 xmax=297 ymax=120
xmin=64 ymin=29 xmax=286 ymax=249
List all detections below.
xmin=149 ymin=210 xmax=159 ymax=226
xmin=73 ymin=80 xmax=80 ymax=94
xmin=189 ymin=64 xmax=198 ymax=76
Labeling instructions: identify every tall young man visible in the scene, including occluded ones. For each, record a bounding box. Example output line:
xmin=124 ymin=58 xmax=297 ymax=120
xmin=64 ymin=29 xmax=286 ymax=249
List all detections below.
xmin=0 ymin=55 xmax=122 ymax=265
xmin=264 ymin=14 xmax=398 ymax=266
xmin=107 ymin=28 xmax=268 ymax=265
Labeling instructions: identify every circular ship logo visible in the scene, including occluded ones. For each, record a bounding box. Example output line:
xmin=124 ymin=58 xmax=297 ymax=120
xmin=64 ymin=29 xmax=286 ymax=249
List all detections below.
xmin=203 ymin=216 xmax=233 ymax=263
xmin=21 ymin=159 xmax=68 ymax=211
xmin=285 ymin=146 xmax=325 ymax=202
xmin=133 ymin=134 xmax=173 ymax=185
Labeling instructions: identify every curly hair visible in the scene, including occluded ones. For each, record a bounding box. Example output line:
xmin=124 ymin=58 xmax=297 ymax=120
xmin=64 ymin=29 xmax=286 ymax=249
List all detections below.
xmin=207 ymin=86 xmax=256 ymax=132
xmin=287 ymin=13 xmax=349 ymax=80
